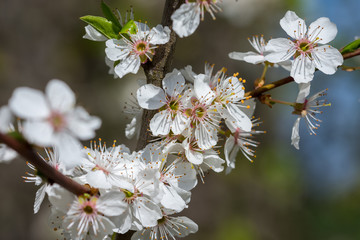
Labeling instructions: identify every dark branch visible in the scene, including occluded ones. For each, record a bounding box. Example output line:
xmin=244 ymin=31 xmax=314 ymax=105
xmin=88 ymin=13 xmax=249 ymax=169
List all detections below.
xmin=0 ymin=132 xmax=89 ymax=196
xmin=136 ymin=0 xmax=185 ymax=151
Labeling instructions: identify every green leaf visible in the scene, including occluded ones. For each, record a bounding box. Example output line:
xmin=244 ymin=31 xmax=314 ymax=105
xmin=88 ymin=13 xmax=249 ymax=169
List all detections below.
xmin=101 ymin=1 xmax=122 ymax=29
xmin=341 ymin=39 xmax=360 ymax=54
xmin=120 ymin=20 xmax=138 ymax=35
xmin=7 ymin=131 xmax=26 ymax=143
xmin=80 ymin=15 xmax=121 ymax=39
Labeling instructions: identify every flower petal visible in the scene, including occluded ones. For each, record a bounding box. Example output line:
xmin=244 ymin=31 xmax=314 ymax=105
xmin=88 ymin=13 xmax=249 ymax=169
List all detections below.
xmin=46 ymin=79 xmax=75 ymax=113
xmin=0 ymin=106 xmax=13 ymax=133
xmin=34 ymin=184 xmax=47 ymax=214
xmin=171 ymin=113 xmax=189 ymax=135
xmin=66 ymin=106 xmax=101 ymax=140
xmin=148 ymin=24 xmax=171 ymax=45
xmin=55 ymin=133 xmax=83 ymax=169
xmin=97 ymin=191 xmax=127 ymax=216
xmin=202 ymin=150 xmax=225 ymax=173
xmin=114 ymin=54 xmax=141 ymax=78
xmin=0 ymin=144 xmax=17 ymax=163
xmin=291 ymin=117 xmax=301 ymax=150
xmin=86 ymin=170 xmax=112 ymax=189
xmin=149 ymin=110 xmax=172 ymax=136
xmin=313 ymin=45 xmax=343 ymax=75
xmin=9 ymin=87 xmax=50 ymax=119
xmin=296 ymin=83 xmax=311 ymax=103
xmin=229 ymin=51 xmax=250 ymax=61
xmin=105 ymin=39 xmax=130 ymax=61
xmin=265 ymin=38 xmax=295 ymax=63
xmin=290 ymin=55 xmax=315 ymax=83
xmin=308 ymin=17 xmax=337 ymax=44
xmin=83 ymin=25 xmax=107 ymax=41
xmin=226 ymin=103 xmax=252 ymax=132
xmin=171 ymin=3 xmax=200 ymax=38
xmin=280 ymin=10 xmax=307 ymax=39
xmin=162 ymin=69 xmax=186 ymax=97
xmin=243 ymin=54 xmax=266 ymax=64
xmin=160 ymin=184 xmax=187 ymax=212
xmin=137 ymin=84 xmax=166 ymax=110
xmin=195 ymin=121 xmax=217 ymax=150
xmin=194 ymin=74 xmax=215 ymax=105
xmin=133 ymin=198 xmax=162 ymax=227
xmin=23 ymin=120 xmax=54 ymax=146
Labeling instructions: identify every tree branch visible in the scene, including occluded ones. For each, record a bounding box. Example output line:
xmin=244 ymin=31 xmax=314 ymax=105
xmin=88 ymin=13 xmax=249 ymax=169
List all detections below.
xmin=0 ymin=132 xmax=89 ymax=196
xmin=136 ymin=0 xmax=185 ymax=151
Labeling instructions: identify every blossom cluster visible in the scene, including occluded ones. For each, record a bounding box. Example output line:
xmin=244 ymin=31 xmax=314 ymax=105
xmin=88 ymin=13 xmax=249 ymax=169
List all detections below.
xmin=0 ymin=1 xmax=351 ymax=239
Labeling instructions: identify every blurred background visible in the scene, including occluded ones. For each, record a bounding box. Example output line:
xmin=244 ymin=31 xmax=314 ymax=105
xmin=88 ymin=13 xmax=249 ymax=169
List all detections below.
xmin=0 ymin=0 xmax=360 ymax=239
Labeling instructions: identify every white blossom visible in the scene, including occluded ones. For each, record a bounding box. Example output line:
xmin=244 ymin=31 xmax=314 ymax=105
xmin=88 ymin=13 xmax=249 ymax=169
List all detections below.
xmin=8 ymin=79 xmax=101 ymax=169
xmin=265 ymin=11 xmax=343 ymax=83
xmin=171 ymin=1 xmax=222 ymax=38
xmin=142 ymin=143 xmax=197 ymax=212
xmin=137 ymin=69 xmax=190 ymax=136
xmin=291 ymin=83 xmax=330 ymax=149
xmin=105 ymin=23 xmax=170 ymax=78
xmin=48 ymin=184 xmax=126 ymax=240
xmin=81 ymin=140 xmax=133 ymax=189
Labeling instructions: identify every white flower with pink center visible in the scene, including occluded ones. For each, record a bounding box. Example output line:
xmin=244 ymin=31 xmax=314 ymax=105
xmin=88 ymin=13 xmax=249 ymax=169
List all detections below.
xmin=105 ymin=23 xmax=170 ymax=78
xmin=8 ymin=79 xmax=102 ymax=169
xmin=142 ymin=143 xmax=197 ymax=212
xmin=186 ymin=73 xmax=220 ymax=150
xmin=185 ymin=64 xmax=252 ymax=148
xmin=265 ymin=11 xmax=343 ymax=83
xmin=224 ymin=119 xmax=264 ymax=174
xmin=137 ymin=69 xmax=190 ymax=136
xmin=81 ymin=139 xmax=134 ymax=189
xmin=291 ymin=83 xmax=330 ymax=149
xmin=112 ymin=167 xmax=163 ymax=234
xmin=166 ymin=141 xmax=224 ymax=183
xmin=171 ymin=0 xmax=222 ymax=38
xmin=48 ymin=185 xmax=126 ymax=240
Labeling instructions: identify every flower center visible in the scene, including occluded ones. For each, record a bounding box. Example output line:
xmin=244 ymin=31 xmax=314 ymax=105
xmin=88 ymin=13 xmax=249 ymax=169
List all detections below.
xmin=79 ymin=195 xmax=98 ymax=215
xmin=48 ymin=112 xmax=66 ymax=131
xmin=83 ymin=205 xmax=93 ymax=214
xmin=157 ymin=216 xmax=167 ymax=225
xmin=292 ymin=100 xmax=308 ymax=116
xmin=294 ymin=38 xmax=316 ymax=57
xmin=194 ymin=106 xmax=206 ymax=119
xmin=123 ymin=189 xmax=134 ymax=198
xmin=169 ymin=100 xmax=179 ymax=111
xmin=133 ymin=40 xmax=149 ymax=55
xmin=122 ymin=188 xmax=143 ymax=204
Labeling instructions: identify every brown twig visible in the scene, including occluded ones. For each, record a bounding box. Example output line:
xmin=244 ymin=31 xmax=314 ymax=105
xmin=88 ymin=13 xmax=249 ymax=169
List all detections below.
xmin=136 ymin=0 xmax=185 ymax=151
xmin=0 ymin=132 xmax=89 ymax=196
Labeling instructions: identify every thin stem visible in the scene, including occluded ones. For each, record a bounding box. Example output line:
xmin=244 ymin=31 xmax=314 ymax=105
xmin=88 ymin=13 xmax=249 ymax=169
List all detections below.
xmin=0 ymin=132 xmax=89 ymax=196
xmin=260 ymin=62 xmax=269 ymax=80
xmin=269 ymin=98 xmax=296 ymax=107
